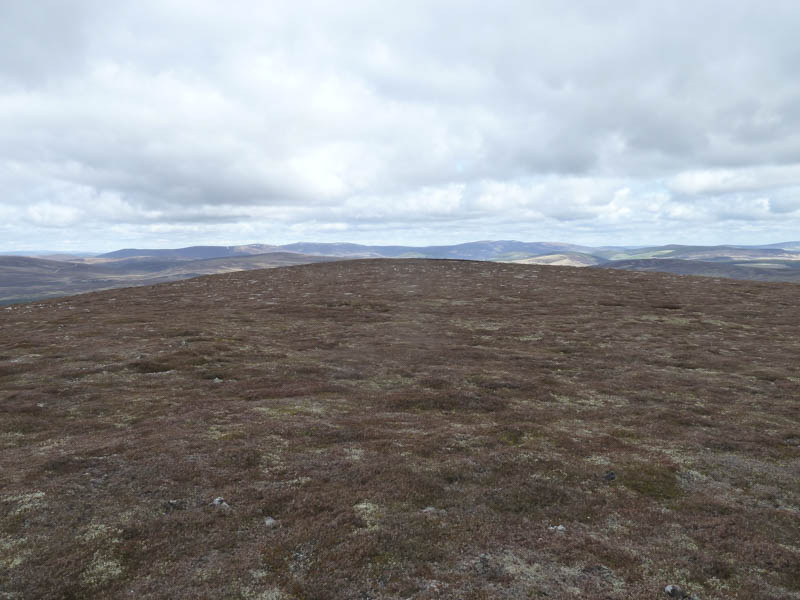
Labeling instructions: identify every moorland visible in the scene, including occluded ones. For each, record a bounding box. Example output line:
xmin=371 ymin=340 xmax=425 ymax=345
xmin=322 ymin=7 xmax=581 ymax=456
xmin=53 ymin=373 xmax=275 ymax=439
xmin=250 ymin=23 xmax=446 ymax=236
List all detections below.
xmin=1 ymin=259 xmax=799 ymax=599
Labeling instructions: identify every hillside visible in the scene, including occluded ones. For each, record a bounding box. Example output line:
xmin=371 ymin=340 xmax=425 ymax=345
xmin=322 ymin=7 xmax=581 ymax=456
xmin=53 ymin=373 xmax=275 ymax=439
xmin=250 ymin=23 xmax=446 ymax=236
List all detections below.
xmin=96 ymin=241 xmax=598 ymax=261
xmin=505 ymin=252 xmax=605 ymax=267
xmin=600 ymin=258 xmax=800 ymax=283
xmin=597 ymin=244 xmax=800 ymax=262
xmin=1 ymin=260 xmax=798 ymax=599
xmin=7 ymin=241 xmax=800 ymax=304
xmin=97 ymin=244 xmax=281 ymax=260
xmin=280 ymin=241 xmax=596 ymax=260
xmin=0 ymin=253 xmax=345 ymax=305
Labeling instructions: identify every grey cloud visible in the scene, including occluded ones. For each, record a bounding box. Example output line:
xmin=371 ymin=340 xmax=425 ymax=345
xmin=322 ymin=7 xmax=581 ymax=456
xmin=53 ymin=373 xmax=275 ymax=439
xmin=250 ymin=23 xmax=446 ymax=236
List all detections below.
xmin=768 ymin=196 xmax=800 ymax=214
xmin=1 ymin=0 xmax=800 ymax=250
xmin=0 ymin=1 xmax=106 ymax=88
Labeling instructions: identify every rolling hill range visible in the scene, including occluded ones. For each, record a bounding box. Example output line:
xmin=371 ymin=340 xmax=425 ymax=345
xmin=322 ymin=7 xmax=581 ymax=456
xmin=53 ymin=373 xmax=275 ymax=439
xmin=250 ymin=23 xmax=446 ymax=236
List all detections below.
xmin=277 ymin=240 xmax=601 ymax=260
xmin=98 ymin=244 xmax=281 ymax=260
xmin=0 ymin=253 xmax=345 ymax=305
xmin=599 ymin=258 xmax=800 ymax=283
xmin=4 ymin=240 xmax=800 ymax=304
xmin=93 ymin=241 xmax=605 ymax=261
xmin=1 ymin=259 xmax=798 ymax=599
xmin=94 ymin=241 xmax=800 ymax=263
xmin=594 ymin=244 xmax=800 ymax=262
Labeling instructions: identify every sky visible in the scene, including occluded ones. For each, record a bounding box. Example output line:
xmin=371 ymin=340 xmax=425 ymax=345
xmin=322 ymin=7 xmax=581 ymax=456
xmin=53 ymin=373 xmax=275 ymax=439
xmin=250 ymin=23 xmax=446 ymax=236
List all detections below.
xmin=2 ymin=1 xmax=800 ymax=252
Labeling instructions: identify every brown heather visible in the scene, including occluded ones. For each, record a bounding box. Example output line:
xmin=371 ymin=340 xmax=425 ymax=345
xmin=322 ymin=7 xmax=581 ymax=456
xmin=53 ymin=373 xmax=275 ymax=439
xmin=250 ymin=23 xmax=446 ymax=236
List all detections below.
xmin=0 ymin=259 xmax=798 ymax=599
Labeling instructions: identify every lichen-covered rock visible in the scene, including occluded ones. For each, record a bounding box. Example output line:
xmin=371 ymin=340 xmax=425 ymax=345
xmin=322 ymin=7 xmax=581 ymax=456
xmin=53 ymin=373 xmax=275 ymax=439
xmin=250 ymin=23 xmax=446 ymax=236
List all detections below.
xmin=664 ymin=584 xmax=699 ymax=599
xmin=211 ymin=497 xmax=231 ymax=511
xmin=264 ymin=516 xmax=279 ymax=528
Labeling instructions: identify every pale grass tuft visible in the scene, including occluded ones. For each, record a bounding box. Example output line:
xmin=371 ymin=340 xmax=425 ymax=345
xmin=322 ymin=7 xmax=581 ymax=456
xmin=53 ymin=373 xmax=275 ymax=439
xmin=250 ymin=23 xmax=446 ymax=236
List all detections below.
xmin=80 ymin=552 xmax=123 ymax=587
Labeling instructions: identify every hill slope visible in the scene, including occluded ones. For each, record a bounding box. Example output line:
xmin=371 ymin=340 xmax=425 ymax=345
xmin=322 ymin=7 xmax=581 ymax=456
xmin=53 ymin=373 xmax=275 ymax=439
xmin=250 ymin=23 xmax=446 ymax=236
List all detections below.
xmin=1 ymin=260 xmax=798 ymax=599
xmin=97 ymin=244 xmax=281 ymax=260
xmin=599 ymin=258 xmax=800 ymax=282
xmin=97 ymin=241 xmax=598 ymax=261
xmin=0 ymin=253 xmax=345 ymax=305
xmin=280 ymin=240 xmax=595 ymax=259
xmin=7 ymin=241 xmax=800 ymax=304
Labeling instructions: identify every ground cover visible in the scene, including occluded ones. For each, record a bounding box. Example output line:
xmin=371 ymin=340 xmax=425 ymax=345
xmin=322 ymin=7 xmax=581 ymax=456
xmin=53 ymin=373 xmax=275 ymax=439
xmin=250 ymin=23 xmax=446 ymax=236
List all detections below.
xmin=1 ymin=259 xmax=798 ymax=599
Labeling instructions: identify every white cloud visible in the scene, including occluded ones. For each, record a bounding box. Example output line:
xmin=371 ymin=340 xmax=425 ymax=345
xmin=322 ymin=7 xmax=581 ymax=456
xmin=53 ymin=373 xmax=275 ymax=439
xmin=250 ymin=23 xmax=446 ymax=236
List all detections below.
xmin=2 ymin=1 xmax=800 ymax=249
xmin=26 ymin=203 xmax=82 ymax=227
xmin=668 ymin=165 xmax=800 ymax=195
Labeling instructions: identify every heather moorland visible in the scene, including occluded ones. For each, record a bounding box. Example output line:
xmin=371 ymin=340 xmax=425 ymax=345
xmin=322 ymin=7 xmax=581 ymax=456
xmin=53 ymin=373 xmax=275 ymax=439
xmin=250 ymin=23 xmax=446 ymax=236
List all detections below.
xmin=1 ymin=259 xmax=798 ymax=599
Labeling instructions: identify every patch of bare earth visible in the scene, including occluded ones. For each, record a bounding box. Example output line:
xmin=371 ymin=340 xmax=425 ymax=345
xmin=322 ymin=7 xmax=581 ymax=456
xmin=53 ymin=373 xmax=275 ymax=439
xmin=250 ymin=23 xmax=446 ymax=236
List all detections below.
xmin=1 ymin=259 xmax=798 ymax=599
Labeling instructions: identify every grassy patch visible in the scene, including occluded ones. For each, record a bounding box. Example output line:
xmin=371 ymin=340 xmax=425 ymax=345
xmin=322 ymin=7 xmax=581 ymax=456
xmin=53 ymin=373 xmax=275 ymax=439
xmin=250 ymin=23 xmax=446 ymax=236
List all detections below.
xmin=621 ymin=461 xmax=682 ymax=500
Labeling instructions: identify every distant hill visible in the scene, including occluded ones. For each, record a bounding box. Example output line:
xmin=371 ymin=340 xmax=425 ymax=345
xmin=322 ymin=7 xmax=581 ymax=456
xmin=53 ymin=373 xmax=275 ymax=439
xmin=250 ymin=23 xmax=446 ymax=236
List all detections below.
xmin=98 ymin=241 xmax=598 ymax=262
xmin=598 ymin=258 xmax=800 ymax=283
xmin=594 ymin=244 xmax=800 ymax=262
xmin=0 ymin=252 xmax=345 ymax=305
xmin=504 ymin=252 xmax=606 ymax=267
xmin=93 ymin=240 xmax=800 ymax=264
xmin=739 ymin=241 xmax=800 ymax=251
xmin=0 ymin=251 xmax=98 ymax=258
xmin=281 ymin=240 xmax=596 ymax=260
xmin=5 ymin=240 xmax=800 ymax=303
xmin=98 ymin=244 xmax=281 ymax=260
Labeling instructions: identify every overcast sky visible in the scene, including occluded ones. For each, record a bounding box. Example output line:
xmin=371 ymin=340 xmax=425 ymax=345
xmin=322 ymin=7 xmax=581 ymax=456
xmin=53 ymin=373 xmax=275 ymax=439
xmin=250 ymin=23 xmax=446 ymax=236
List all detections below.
xmin=2 ymin=1 xmax=800 ymax=251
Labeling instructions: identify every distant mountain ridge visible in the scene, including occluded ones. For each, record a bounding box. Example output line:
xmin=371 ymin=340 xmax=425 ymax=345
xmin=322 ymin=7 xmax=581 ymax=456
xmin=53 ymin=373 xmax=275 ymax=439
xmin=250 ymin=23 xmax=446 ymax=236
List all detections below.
xmin=94 ymin=240 xmax=800 ymax=262
xmin=597 ymin=258 xmax=800 ymax=283
xmin=4 ymin=240 xmax=800 ymax=304
xmin=0 ymin=252 xmax=343 ymax=305
xmin=94 ymin=240 xmax=625 ymax=262
xmin=92 ymin=240 xmax=800 ymax=282
xmin=99 ymin=244 xmax=279 ymax=260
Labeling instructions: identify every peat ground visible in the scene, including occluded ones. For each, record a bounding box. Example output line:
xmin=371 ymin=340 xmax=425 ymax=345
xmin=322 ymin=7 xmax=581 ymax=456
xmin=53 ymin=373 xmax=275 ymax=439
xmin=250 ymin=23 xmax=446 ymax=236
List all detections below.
xmin=1 ymin=259 xmax=799 ymax=599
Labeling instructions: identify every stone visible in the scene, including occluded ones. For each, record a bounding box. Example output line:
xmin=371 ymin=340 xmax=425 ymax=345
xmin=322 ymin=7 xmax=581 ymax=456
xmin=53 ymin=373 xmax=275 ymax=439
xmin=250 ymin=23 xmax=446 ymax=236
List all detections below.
xmin=163 ymin=499 xmax=186 ymax=512
xmin=264 ymin=516 xmax=279 ymax=528
xmin=421 ymin=506 xmax=446 ymax=516
xmin=665 ymin=584 xmax=694 ymax=598
xmin=548 ymin=524 xmax=566 ymax=532
xmin=604 ymin=470 xmax=617 ymax=482
xmin=211 ymin=497 xmax=231 ymax=511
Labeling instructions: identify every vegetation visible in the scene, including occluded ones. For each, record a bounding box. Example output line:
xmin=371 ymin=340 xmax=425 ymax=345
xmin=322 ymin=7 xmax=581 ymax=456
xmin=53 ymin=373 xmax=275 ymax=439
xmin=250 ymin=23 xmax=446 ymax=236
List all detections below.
xmin=1 ymin=259 xmax=798 ymax=599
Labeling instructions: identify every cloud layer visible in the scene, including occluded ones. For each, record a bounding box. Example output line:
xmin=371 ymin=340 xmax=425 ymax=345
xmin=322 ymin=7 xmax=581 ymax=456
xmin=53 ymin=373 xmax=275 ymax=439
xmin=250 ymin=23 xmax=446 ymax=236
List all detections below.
xmin=2 ymin=1 xmax=800 ymax=250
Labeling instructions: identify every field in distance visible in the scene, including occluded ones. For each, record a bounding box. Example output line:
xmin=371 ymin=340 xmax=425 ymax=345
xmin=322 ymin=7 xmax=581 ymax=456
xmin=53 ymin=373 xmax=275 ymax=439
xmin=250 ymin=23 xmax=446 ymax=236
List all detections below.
xmin=1 ymin=259 xmax=799 ymax=599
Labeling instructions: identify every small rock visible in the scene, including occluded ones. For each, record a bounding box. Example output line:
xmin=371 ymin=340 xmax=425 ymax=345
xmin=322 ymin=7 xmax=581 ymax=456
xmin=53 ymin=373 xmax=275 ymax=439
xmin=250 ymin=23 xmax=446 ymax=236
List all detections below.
xmin=548 ymin=524 xmax=566 ymax=532
xmin=211 ymin=497 xmax=231 ymax=511
xmin=664 ymin=584 xmax=698 ymax=599
xmin=264 ymin=516 xmax=279 ymax=528
xmin=603 ymin=470 xmax=617 ymax=482
xmin=163 ymin=499 xmax=186 ymax=512
xmin=212 ymin=377 xmax=223 ymax=384
xmin=475 ymin=554 xmax=490 ymax=575
xmin=422 ymin=506 xmax=446 ymax=516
